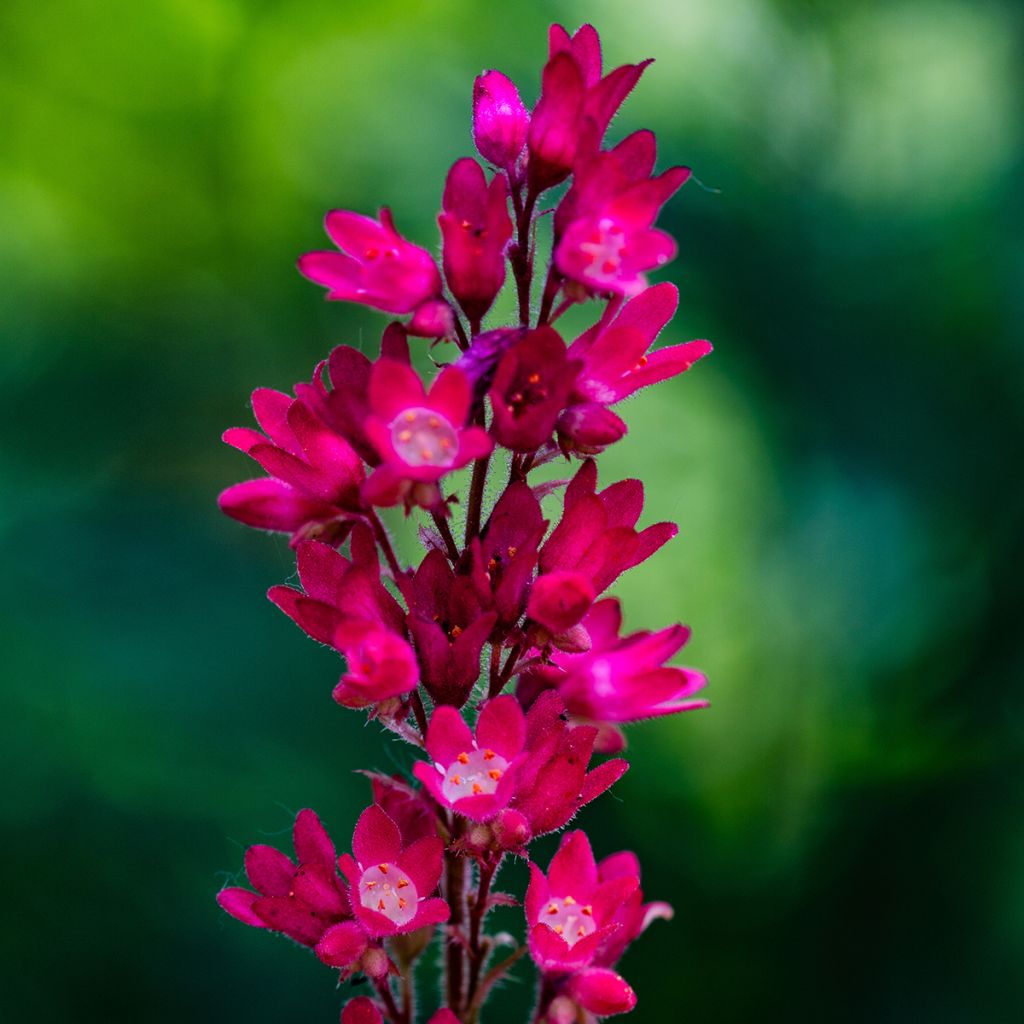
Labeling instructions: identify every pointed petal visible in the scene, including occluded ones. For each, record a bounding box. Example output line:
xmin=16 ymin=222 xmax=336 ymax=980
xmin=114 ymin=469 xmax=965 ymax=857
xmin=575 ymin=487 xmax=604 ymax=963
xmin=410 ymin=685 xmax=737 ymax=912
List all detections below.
xmin=217 ymin=887 xmax=265 ymax=927
xmin=352 ymin=805 xmax=402 ymax=867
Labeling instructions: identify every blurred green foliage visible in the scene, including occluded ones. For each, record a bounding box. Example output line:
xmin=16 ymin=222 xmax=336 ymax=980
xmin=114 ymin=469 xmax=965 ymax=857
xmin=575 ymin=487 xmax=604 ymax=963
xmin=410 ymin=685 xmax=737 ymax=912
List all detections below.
xmin=1 ymin=0 xmax=1022 ymax=1020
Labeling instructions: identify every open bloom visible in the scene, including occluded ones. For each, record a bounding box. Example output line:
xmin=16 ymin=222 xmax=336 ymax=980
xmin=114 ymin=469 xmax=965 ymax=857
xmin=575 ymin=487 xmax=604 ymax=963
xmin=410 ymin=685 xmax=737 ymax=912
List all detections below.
xmin=526 ymin=831 xmax=639 ymax=974
xmin=413 ymin=695 xmax=526 ymax=821
xmin=557 ymin=282 xmax=712 ymax=453
xmin=363 ymin=360 xmax=493 ymax=512
xmin=298 ymin=208 xmax=442 ymax=318
xmin=518 ymin=598 xmax=708 ymax=752
xmin=510 ymin=691 xmax=628 ymax=837
xmin=334 ymin=804 xmax=448 ymax=938
xmin=220 ymin=385 xmax=365 ymax=547
xmin=217 ymin=809 xmax=351 ymax=949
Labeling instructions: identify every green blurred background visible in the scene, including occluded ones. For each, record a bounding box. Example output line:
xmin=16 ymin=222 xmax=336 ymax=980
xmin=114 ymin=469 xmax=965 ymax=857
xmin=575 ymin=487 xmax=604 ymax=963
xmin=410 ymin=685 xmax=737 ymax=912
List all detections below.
xmin=2 ymin=0 xmax=1022 ymax=1020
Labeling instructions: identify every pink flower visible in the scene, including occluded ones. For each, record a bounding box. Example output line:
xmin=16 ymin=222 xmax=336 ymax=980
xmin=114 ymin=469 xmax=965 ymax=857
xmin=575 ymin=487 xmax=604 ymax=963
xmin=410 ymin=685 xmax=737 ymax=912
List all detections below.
xmin=527 ymin=24 xmax=652 ymax=191
xmin=531 ymin=459 xmax=677 ymax=636
xmin=488 ymin=327 xmax=580 ymax=452
xmin=267 ymin=532 xmax=417 ymax=708
xmin=438 ymin=158 xmax=513 ymax=323
xmin=341 ymin=997 xmax=383 ymax=1024
xmin=473 ymin=71 xmax=530 ymax=172
xmin=413 ymin=695 xmax=526 ymax=821
xmin=400 ymin=549 xmax=498 ymax=707
xmin=510 ymin=691 xmax=628 ymax=837
xmin=334 ymin=804 xmax=449 ymax=938
xmin=298 ymin=208 xmax=443 ymax=318
xmin=525 ymin=831 xmax=639 ymax=974
xmin=365 ymin=772 xmax=440 ymax=846
xmin=219 ymin=385 xmax=365 ymax=547
xmin=362 ymin=360 xmax=493 ymax=512
xmin=427 ymin=1012 xmax=460 ymax=1024
xmin=217 ymin=809 xmax=351 ymax=949
xmin=518 ymin=598 xmax=708 ymax=752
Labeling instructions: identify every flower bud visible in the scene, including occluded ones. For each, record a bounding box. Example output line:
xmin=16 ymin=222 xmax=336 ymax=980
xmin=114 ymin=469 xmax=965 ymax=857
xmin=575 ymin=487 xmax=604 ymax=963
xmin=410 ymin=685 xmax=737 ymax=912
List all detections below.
xmin=473 ymin=71 xmax=530 ymax=170
xmin=527 ymin=571 xmax=594 ymax=633
xmin=492 ymin=808 xmax=531 ymax=851
xmin=341 ymin=997 xmax=383 ymax=1024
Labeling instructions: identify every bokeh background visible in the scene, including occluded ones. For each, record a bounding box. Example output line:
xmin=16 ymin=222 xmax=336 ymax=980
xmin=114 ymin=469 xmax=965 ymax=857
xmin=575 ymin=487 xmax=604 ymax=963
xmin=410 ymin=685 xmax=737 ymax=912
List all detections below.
xmin=2 ymin=0 xmax=1022 ymax=1020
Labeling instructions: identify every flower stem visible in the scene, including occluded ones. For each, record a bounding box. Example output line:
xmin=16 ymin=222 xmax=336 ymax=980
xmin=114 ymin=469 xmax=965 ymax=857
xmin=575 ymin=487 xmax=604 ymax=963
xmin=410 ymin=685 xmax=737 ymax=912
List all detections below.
xmin=464 ymin=452 xmax=491 ymax=546
xmin=368 ymin=510 xmax=403 ymax=578
xmin=431 ymin=510 xmax=461 ymax=563
xmin=445 ymin=820 xmax=469 ymax=1014
xmin=465 ymin=856 xmax=500 ymax=1007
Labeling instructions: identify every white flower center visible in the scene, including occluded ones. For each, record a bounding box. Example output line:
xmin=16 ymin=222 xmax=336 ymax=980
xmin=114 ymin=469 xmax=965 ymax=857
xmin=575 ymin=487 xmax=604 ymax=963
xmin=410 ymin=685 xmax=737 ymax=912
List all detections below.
xmin=441 ymin=748 xmax=509 ymax=803
xmin=358 ymin=862 xmax=418 ymax=926
xmin=539 ymin=895 xmax=596 ymax=947
xmin=390 ymin=407 xmax=458 ymax=467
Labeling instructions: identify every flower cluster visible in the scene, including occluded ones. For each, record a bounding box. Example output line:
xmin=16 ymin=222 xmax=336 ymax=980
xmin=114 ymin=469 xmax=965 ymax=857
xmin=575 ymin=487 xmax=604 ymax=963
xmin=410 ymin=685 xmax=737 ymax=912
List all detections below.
xmin=218 ymin=22 xmax=711 ymax=1023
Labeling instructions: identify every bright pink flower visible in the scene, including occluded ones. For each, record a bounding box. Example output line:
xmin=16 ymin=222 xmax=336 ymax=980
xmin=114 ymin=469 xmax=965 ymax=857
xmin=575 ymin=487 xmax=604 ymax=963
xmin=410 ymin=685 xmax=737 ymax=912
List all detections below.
xmin=220 ymin=385 xmax=365 ymax=547
xmin=527 ymin=571 xmax=595 ymax=634
xmin=510 ymin=691 xmax=628 ymax=837
xmin=334 ymin=804 xmax=448 ymax=938
xmin=268 ymin=533 xmax=417 ymax=707
xmin=527 ymin=24 xmax=652 ymax=191
xmin=341 ymin=997 xmax=383 ymax=1024
xmin=362 ymin=360 xmax=493 ymax=512
xmin=413 ymin=695 xmax=526 ymax=821
xmin=439 ymin=158 xmax=513 ymax=323
xmin=298 ymin=208 xmax=443 ymax=319
xmin=591 ymin=849 xmax=673 ymax=969
xmin=564 ymin=969 xmax=637 ymax=1017
xmin=488 ymin=327 xmax=580 ymax=452
xmin=365 ymin=772 xmax=440 ymax=846
xmin=400 ymin=549 xmax=498 ymax=707
xmin=518 ymin=598 xmax=708 ymax=751
xmin=473 ymin=70 xmax=530 ymax=172
xmin=525 ymin=831 xmax=638 ymax=974
xmin=427 ymin=1012 xmax=460 ymax=1024
xmin=217 ymin=809 xmax=352 ymax=949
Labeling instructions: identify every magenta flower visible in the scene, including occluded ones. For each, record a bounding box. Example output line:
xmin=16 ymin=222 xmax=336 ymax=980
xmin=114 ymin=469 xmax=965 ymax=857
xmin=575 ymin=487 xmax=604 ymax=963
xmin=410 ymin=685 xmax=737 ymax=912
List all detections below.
xmin=510 ymin=691 xmax=628 ymax=837
xmin=518 ymin=598 xmax=708 ymax=752
xmin=298 ymin=207 xmax=443 ymax=319
xmin=563 ymin=282 xmax=711 ymax=430
xmin=488 ymin=327 xmax=579 ymax=452
xmin=533 ymin=460 xmax=677 ymax=632
xmin=335 ymin=804 xmax=448 ymax=937
xmin=439 ymin=158 xmax=513 ymax=323
xmin=525 ymin=831 xmax=639 ymax=974
xmin=268 ymin=534 xmax=417 ymax=707
xmin=220 ymin=385 xmax=365 ymax=547
xmin=366 ymin=772 xmax=440 ymax=846
xmin=401 ymin=549 xmax=498 ymax=707
xmin=473 ymin=70 xmax=530 ymax=173
xmin=413 ymin=695 xmax=526 ymax=821
xmin=527 ymin=24 xmax=652 ymax=191
xmin=341 ymin=997 xmax=383 ymax=1024
xmin=362 ymin=359 xmax=493 ymax=512
xmin=217 ymin=809 xmax=351 ymax=948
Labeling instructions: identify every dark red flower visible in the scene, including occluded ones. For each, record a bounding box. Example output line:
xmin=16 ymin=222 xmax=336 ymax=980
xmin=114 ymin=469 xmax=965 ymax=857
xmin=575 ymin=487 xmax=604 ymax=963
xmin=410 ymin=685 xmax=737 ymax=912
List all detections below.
xmin=488 ymin=327 xmax=580 ymax=452
xmin=439 ymin=158 xmax=513 ymax=323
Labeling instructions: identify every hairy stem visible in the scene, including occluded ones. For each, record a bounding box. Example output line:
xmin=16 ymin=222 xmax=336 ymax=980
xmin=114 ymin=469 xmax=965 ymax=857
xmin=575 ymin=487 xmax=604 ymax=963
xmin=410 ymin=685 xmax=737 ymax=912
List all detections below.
xmin=431 ymin=510 xmax=461 ymax=563
xmin=445 ymin=820 xmax=469 ymax=1014
xmin=467 ymin=945 xmax=529 ymax=1019
xmin=464 ymin=452 xmax=491 ymax=546
xmin=465 ymin=857 xmax=500 ymax=1007
xmin=512 ymin=189 xmax=539 ymax=326
xmin=368 ymin=510 xmax=403 ymax=578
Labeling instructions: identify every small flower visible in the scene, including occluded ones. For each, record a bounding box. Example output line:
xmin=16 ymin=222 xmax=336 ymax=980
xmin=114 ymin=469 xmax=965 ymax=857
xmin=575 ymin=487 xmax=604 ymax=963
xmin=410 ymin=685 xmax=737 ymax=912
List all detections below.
xmin=527 ymin=570 xmax=595 ymax=635
xmin=364 ymin=772 xmax=440 ymax=846
xmin=439 ymin=158 xmax=513 ymax=323
xmin=220 ymin=385 xmax=365 ymax=547
xmin=268 ymin=533 xmax=418 ymax=707
xmin=488 ymin=327 xmax=580 ymax=452
xmin=400 ymin=549 xmax=498 ymax=707
xmin=526 ymin=831 xmax=639 ymax=974
xmin=511 ymin=691 xmax=628 ymax=837
xmin=341 ymin=997 xmax=383 ymax=1024
xmin=298 ymin=208 xmax=442 ymax=317
xmin=217 ymin=809 xmax=351 ymax=949
xmin=335 ymin=804 xmax=449 ymax=937
xmin=413 ymin=695 xmax=526 ymax=821
xmin=473 ymin=70 xmax=530 ymax=172
xmin=362 ymin=360 xmax=493 ymax=512
xmin=518 ymin=598 xmax=708 ymax=752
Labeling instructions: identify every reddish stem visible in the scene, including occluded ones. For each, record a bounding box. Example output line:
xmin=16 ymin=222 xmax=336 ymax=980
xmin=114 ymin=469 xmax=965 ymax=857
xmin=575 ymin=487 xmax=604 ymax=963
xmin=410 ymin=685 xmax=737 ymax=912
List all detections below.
xmin=368 ymin=510 xmax=403 ymax=578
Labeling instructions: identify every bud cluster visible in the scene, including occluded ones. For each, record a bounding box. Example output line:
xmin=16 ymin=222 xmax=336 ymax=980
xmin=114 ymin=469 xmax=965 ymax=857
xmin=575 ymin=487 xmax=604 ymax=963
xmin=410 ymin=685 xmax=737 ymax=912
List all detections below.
xmin=217 ymin=22 xmax=712 ymax=1023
